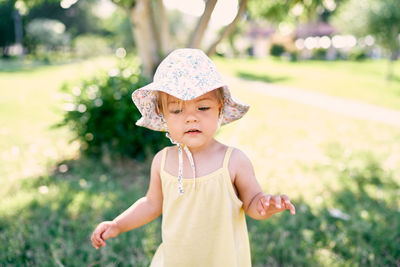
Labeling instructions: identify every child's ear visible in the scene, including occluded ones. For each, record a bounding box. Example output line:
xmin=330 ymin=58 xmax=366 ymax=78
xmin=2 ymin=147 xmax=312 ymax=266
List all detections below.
xmin=218 ymin=103 xmax=224 ymax=116
xmin=156 ymin=106 xmax=168 ymax=123
xmin=155 ymin=105 xmax=162 ymax=117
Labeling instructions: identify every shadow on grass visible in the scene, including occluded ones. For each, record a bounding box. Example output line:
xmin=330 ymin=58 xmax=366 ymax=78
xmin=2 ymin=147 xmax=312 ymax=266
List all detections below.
xmin=248 ymin=153 xmax=400 ymax=267
xmin=0 ymin=156 xmax=160 ymax=267
xmin=0 ymin=58 xmax=82 ymax=73
xmin=0 ymin=59 xmax=47 ymax=73
xmin=390 ymin=74 xmax=400 ymax=85
xmin=236 ymin=71 xmax=291 ymax=84
xmin=1 ymin=152 xmax=399 ymax=266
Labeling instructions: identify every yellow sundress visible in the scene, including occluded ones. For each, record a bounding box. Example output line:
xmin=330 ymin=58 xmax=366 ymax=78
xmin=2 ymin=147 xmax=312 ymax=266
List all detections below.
xmin=150 ymin=147 xmax=251 ymax=267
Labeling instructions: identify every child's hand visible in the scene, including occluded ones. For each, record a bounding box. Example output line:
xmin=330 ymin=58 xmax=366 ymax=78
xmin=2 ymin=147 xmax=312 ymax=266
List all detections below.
xmin=257 ymin=194 xmax=296 ymax=217
xmin=91 ymin=221 xmax=120 ymax=249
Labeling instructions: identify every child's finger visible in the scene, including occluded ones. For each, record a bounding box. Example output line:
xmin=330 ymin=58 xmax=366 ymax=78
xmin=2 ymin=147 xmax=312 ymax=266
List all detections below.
xmin=90 ymin=234 xmax=97 ymax=249
xmin=281 ymin=194 xmax=290 ymax=204
xmin=96 ymin=238 xmax=106 ymax=248
xmin=280 ymin=194 xmax=295 ymax=215
xmin=91 ymin=232 xmax=103 ymax=249
xmin=91 ymin=233 xmax=104 ymax=249
xmin=263 ymin=194 xmax=271 ymax=207
xmin=93 ymin=225 xmax=107 ymax=247
xmin=288 ymin=203 xmax=296 ymax=215
xmin=273 ymin=195 xmax=282 ymax=209
xmin=94 ymin=227 xmax=104 ymax=242
xmin=257 ymin=198 xmax=266 ymax=215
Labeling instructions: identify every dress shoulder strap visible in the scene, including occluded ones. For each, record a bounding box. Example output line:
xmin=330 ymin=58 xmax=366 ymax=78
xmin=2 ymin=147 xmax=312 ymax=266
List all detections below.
xmin=223 ymin=147 xmax=234 ymax=169
xmin=160 ymin=147 xmax=169 ymax=172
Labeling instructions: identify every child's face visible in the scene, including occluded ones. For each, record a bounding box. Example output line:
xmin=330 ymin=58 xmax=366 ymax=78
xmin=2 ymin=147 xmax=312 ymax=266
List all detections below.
xmin=163 ymin=91 xmax=221 ymax=151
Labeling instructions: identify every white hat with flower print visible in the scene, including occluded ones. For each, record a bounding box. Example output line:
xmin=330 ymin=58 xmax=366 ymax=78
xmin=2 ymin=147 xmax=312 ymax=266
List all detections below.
xmin=132 ymin=48 xmax=249 ymax=194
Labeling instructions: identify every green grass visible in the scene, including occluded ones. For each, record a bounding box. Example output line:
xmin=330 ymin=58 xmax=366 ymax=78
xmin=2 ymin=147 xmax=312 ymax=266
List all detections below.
xmin=0 ymin=56 xmax=117 ymax=192
xmin=216 ymin=71 xmax=400 ymax=265
xmin=218 ymin=81 xmax=400 ymax=266
xmin=0 ymin=158 xmax=159 ymax=266
xmin=214 ymin=57 xmax=400 ymax=111
xmin=1 ymin=57 xmax=399 ymax=266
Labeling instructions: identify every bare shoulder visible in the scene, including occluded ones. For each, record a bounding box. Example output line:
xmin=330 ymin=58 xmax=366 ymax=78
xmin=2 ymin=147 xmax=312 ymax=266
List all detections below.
xmin=228 ymin=147 xmax=255 ymax=182
xmin=147 ymin=147 xmax=167 ymax=203
xmin=151 ymin=146 xmax=170 ymax=173
xmin=229 ymin=147 xmax=253 ymax=168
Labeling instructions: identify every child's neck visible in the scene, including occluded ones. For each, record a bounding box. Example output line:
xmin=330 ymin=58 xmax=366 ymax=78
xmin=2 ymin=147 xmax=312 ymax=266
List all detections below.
xmin=186 ymin=138 xmax=220 ymax=155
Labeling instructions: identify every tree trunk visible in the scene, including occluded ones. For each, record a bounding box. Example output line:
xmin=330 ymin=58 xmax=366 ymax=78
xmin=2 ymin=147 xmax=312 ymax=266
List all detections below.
xmin=120 ymin=0 xmax=247 ymax=76
xmin=206 ymin=0 xmax=248 ymax=56
xmin=187 ymin=0 xmax=217 ymax=49
xmin=129 ymin=0 xmax=160 ymax=78
xmin=154 ymin=0 xmax=172 ymax=56
xmin=386 ymin=52 xmax=395 ymax=81
xmin=12 ymin=10 xmax=24 ymax=57
xmin=149 ymin=1 xmax=162 ymax=57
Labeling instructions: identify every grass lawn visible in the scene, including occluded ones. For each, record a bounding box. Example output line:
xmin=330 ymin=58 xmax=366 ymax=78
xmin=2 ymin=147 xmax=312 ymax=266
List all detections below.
xmin=1 ymin=57 xmax=399 ymax=266
xmin=0 ymin=56 xmax=117 ymax=190
xmin=214 ymin=57 xmax=400 ymax=111
xmin=218 ymin=81 xmax=400 ymax=266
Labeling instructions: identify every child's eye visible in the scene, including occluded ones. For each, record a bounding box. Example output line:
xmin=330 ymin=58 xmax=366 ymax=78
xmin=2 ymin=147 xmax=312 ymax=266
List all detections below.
xmin=198 ymin=107 xmax=210 ymax=111
xmin=170 ymin=109 xmax=182 ymax=114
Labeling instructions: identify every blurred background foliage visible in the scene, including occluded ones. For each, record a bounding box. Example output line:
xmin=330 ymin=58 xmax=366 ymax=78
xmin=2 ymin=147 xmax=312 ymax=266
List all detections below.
xmin=56 ymin=57 xmax=169 ymax=161
xmin=1 ymin=0 xmax=399 ymax=266
xmin=1 ymin=0 xmax=133 ymax=62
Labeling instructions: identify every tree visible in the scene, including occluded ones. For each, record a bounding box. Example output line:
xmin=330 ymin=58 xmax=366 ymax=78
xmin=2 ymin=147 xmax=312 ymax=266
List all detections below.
xmin=0 ymin=0 xmax=108 ymax=56
xmin=25 ymin=18 xmax=70 ymax=54
xmin=247 ymin=0 xmax=348 ymax=25
xmin=334 ymin=0 xmax=400 ymax=80
xmin=26 ymin=0 xmax=104 ymax=38
xmin=0 ymin=0 xmax=16 ymax=56
xmin=18 ymin=0 xmax=248 ymax=78
xmin=109 ymin=0 xmax=248 ymax=78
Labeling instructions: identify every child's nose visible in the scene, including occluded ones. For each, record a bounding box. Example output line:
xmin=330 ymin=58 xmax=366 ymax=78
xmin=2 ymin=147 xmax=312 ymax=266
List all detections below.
xmin=184 ymin=110 xmax=198 ymax=123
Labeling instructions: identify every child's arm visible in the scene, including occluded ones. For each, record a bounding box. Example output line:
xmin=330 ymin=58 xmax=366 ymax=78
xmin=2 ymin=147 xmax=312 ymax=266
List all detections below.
xmin=91 ymin=150 xmax=164 ymax=249
xmin=230 ymin=149 xmax=295 ymax=220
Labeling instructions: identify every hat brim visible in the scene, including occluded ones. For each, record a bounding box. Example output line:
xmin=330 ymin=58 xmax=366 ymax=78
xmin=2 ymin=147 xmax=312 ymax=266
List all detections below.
xmin=132 ymin=83 xmax=249 ymax=132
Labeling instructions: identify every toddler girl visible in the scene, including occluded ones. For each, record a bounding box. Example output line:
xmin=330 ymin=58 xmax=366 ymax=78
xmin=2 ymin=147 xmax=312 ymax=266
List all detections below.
xmin=91 ymin=48 xmax=295 ymax=266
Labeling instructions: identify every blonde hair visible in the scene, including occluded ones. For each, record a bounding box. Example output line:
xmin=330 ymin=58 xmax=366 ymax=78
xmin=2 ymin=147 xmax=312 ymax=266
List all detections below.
xmin=156 ymin=87 xmax=224 ymax=117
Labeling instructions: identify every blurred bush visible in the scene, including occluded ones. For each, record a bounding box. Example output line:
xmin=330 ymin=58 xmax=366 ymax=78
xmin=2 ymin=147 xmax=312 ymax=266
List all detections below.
xmin=312 ymin=48 xmax=327 ymax=60
xmin=73 ymin=34 xmax=111 ymax=59
xmin=270 ymin=44 xmax=285 ymax=57
xmin=25 ymin=18 xmax=70 ymax=57
xmin=101 ymin=9 xmax=135 ymax=53
xmin=57 ymin=58 xmax=169 ymax=161
xmin=348 ymin=49 xmax=368 ymax=61
xmin=289 ymin=50 xmax=299 ymax=62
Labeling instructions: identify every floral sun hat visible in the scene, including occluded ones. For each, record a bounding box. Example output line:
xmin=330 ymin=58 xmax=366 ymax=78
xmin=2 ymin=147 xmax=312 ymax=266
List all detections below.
xmin=132 ymin=48 xmax=249 ymax=194
xmin=132 ymin=48 xmax=249 ymax=132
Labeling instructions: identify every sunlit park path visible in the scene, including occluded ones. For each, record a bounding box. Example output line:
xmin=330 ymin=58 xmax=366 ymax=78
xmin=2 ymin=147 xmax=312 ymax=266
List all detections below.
xmin=223 ymin=75 xmax=400 ymax=128
xmin=215 ymin=66 xmax=400 ymax=203
xmin=215 ymin=58 xmax=400 ymax=111
xmin=214 ymin=58 xmax=400 ymax=202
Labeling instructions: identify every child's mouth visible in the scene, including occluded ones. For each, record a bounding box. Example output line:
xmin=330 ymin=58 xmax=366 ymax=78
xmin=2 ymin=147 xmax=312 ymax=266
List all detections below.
xmin=185 ymin=129 xmax=201 ymax=134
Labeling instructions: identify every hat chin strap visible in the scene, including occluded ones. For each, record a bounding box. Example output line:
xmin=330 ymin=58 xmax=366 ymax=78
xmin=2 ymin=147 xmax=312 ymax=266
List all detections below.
xmin=163 ymin=113 xmax=223 ymax=195
xmin=217 ymin=112 xmax=224 ymax=130
xmin=165 ymin=133 xmax=196 ymax=195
